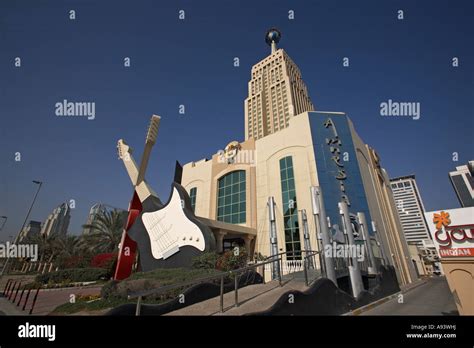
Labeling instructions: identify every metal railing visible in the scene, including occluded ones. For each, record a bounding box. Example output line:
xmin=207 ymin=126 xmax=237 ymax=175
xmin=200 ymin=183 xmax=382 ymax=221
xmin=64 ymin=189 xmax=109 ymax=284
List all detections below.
xmin=128 ymin=250 xmax=320 ymax=315
xmin=2 ymin=278 xmax=42 ymax=314
xmin=261 ymin=250 xmax=321 ymax=278
xmin=302 ymin=251 xmax=321 ymax=286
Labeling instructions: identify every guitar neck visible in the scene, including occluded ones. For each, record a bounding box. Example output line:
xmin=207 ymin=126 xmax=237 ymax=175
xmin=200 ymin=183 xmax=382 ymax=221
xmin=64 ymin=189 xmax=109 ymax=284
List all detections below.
xmin=121 ymin=152 xmax=139 ymax=185
xmin=137 ymin=142 xmax=153 ymax=185
xmin=137 ymin=115 xmax=160 ymax=184
xmin=119 ymin=143 xmax=157 ymax=203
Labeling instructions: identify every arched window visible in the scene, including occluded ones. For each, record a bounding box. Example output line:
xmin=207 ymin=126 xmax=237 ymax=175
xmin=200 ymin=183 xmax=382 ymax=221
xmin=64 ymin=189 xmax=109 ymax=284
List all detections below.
xmin=189 ymin=187 xmax=197 ymax=212
xmin=217 ymin=171 xmax=246 ymax=224
xmin=280 ymin=156 xmax=301 ymax=259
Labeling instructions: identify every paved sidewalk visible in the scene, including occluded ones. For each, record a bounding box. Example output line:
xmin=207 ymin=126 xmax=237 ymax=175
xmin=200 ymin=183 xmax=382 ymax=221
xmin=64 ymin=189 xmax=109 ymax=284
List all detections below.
xmin=0 ymin=286 xmax=102 ymax=315
xmin=0 ymin=296 xmax=28 ymax=315
xmin=31 ymin=286 xmax=102 ymax=315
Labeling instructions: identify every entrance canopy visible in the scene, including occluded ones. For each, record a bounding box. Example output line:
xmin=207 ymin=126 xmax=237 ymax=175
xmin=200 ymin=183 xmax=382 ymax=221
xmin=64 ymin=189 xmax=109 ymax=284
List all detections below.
xmin=198 ymin=216 xmax=257 ymax=254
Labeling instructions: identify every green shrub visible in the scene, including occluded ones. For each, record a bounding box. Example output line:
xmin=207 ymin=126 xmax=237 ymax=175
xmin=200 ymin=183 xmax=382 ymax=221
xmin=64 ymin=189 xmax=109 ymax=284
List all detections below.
xmin=253 ymin=252 xmax=267 ymax=261
xmin=102 ymin=268 xmax=221 ymax=301
xmin=100 ymin=280 xmax=119 ymax=300
xmin=191 ymin=252 xmax=219 ymax=269
xmin=35 ymin=268 xmax=110 ymax=285
xmin=216 ymin=247 xmax=248 ymax=272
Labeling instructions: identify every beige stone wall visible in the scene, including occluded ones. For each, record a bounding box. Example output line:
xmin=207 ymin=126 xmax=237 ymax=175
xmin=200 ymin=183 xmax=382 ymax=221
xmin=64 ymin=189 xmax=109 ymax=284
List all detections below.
xmin=181 ymin=158 xmax=213 ymax=218
xmin=380 ymin=167 xmax=418 ymax=283
xmin=348 ymin=118 xmax=416 ymax=285
xmin=181 ymin=139 xmax=256 ymax=229
xmin=182 ymin=113 xmax=321 ymax=260
xmin=408 ymin=244 xmax=427 ymax=276
xmin=254 ymin=112 xmax=319 ymax=259
xmin=441 ymin=259 xmax=474 ymax=315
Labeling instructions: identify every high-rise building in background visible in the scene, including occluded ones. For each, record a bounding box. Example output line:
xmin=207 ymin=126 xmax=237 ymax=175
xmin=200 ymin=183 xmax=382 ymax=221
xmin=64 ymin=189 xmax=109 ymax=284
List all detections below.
xmin=40 ymin=202 xmax=71 ymax=237
xmin=181 ymin=29 xmax=417 ymax=286
xmin=82 ymin=203 xmax=127 ymax=235
xmin=18 ymin=220 xmax=42 ymax=242
xmin=244 ymin=29 xmax=314 ymax=140
xmin=449 ymin=160 xmax=474 ymax=207
xmin=390 ymin=175 xmax=431 ymax=246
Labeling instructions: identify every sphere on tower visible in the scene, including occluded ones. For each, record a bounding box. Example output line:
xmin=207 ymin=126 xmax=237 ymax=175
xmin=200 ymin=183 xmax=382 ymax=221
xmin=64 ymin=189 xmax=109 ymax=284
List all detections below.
xmin=265 ymin=28 xmax=282 ymax=46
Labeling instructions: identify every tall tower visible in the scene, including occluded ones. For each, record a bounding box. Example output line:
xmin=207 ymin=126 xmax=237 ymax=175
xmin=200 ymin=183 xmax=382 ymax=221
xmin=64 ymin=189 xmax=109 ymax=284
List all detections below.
xmin=449 ymin=160 xmax=474 ymax=207
xmin=244 ymin=28 xmax=315 ymax=140
xmin=40 ymin=202 xmax=71 ymax=237
xmin=390 ymin=175 xmax=431 ymax=246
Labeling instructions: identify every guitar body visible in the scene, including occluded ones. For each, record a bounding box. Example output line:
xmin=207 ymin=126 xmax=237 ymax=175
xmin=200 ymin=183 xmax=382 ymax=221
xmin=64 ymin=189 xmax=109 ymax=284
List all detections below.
xmin=114 ymin=116 xmax=215 ymax=277
xmin=127 ymin=182 xmax=216 ymax=271
xmin=114 ymin=191 xmax=145 ymax=280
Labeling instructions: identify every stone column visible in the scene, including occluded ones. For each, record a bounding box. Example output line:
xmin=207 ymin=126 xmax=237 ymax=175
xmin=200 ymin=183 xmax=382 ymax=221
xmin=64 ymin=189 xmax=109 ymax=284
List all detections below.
xmin=243 ymin=235 xmax=254 ymax=259
xmin=216 ymin=231 xmax=227 ymax=253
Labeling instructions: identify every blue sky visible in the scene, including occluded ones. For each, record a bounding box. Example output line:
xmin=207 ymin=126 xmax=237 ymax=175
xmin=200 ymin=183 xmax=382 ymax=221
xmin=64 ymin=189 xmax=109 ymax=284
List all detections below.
xmin=0 ymin=0 xmax=473 ymax=240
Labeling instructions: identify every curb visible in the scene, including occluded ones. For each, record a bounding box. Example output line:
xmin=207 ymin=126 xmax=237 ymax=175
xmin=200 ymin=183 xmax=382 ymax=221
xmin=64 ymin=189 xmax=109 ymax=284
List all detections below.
xmin=344 ymin=278 xmax=429 ymax=316
xmin=37 ymin=283 xmax=102 ymax=292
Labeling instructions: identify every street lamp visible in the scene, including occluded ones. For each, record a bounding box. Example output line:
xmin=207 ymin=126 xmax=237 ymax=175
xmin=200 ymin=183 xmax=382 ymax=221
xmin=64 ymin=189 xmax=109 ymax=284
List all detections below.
xmin=0 ymin=180 xmax=43 ymax=277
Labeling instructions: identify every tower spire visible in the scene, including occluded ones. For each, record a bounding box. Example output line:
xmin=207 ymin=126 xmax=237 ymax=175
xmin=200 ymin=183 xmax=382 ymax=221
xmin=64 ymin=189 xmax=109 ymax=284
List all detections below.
xmin=265 ymin=28 xmax=281 ymax=54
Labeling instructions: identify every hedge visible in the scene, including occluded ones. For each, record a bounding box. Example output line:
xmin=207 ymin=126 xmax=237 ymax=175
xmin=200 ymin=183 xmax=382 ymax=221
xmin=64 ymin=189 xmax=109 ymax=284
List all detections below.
xmin=35 ymin=268 xmax=111 ymax=285
xmin=101 ymin=268 xmax=221 ymax=301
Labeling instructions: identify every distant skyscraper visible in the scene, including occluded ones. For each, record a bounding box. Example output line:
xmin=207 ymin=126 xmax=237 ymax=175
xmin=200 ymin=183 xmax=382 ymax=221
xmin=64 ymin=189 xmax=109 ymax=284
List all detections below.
xmin=18 ymin=220 xmax=42 ymax=242
xmin=82 ymin=203 xmax=127 ymax=235
xmin=449 ymin=160 xmax=474 ymax=207
xmin=244 ymin=29 xmax=314 ymax=140
xmin=390 ymin=175 xmax=431 ymax=246
xmin=41 ymin=202 xmax=71 ymax=237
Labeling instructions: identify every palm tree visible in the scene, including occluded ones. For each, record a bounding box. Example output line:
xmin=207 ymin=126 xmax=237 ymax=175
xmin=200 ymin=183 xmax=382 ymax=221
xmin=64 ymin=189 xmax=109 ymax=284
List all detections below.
xmin=22 ymin=232 xmax=58 ymax=264
xmin=50 ymin=234 xmax=93 ymax=269
xmin=81 ymin=209 xmax=126 ymax=254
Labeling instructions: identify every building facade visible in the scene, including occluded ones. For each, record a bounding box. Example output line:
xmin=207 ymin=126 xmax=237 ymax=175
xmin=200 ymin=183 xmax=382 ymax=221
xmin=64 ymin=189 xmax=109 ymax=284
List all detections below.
xmin=424 ymin=207 xmax=474 ymax=315
xmin=244 ymin=29 xmax=314 ymax=140
xmin=40 ymin=202 xmax=71 ymax=237
xmin=18 ymin=220 xmax=42 ymax=242
xmin=407 ymin=240 xmax=442 ymax=277
xmin=390 ymin=175 xmax=431 ymax=246
xmin=449 ymin=160 xmax=474 ymax=207
xmin=181 ymin=30 xmax=416 ymax=286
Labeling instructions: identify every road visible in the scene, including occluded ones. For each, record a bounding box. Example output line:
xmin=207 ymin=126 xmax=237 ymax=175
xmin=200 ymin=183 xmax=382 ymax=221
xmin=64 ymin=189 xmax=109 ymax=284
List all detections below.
xmin=361 ymin=276 xmax=458 ymax=315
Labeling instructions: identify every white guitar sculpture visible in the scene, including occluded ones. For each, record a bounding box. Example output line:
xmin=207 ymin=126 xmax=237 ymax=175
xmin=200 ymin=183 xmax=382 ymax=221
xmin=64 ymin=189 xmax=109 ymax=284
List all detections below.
xmin=117 ymin=115 xmax=208 ymax=261
xmin=141 ymin=187 xmax=206 ymax=260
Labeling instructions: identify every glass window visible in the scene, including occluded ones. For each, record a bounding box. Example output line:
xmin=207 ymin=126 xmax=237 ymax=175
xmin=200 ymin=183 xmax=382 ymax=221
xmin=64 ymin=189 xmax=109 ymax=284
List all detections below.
xmin=217 ymin=170 xmax=246 ymax=224
xmin=189 ymin=187 xmax=197 ymax=212
xmin=279 ymin=156 xmax=301 ymax=260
